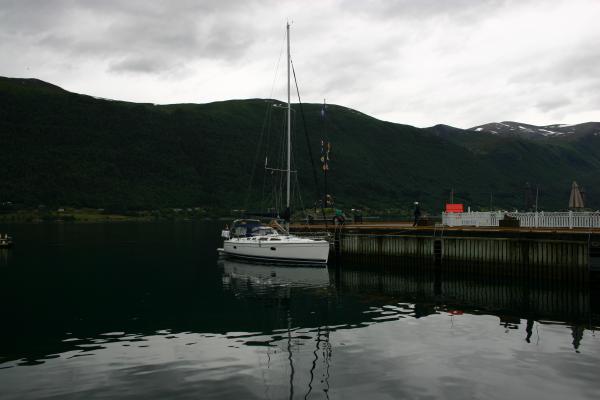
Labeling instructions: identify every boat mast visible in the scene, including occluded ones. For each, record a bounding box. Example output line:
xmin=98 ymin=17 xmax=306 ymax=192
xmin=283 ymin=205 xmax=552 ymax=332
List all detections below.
xmin=286 ymin=22 xmax=291 ymax=220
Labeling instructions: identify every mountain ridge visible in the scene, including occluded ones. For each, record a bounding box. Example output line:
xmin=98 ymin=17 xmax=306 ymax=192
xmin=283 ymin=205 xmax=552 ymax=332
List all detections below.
xmin=1 ymin=76 xmax=599 ymax=213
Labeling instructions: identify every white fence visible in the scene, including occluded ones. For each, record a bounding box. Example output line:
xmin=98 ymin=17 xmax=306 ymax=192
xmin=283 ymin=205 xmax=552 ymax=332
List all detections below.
xmin=442 ymin=211 xmax=600 ymax=229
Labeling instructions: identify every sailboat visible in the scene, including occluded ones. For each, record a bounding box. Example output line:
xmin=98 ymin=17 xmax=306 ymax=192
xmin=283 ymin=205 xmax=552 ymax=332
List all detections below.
xmin=217 ymin=23 xmax=330 ymax=266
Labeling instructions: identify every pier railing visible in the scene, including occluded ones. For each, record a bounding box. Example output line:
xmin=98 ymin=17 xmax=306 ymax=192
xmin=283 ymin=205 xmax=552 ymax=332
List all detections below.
xmin=442 ymin=211 xmax=600 ymax=229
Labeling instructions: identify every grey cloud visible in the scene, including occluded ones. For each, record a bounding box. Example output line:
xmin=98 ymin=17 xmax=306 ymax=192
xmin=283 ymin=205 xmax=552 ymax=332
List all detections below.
xmin=1 ymin=0 xmax=598 ymax=127
xmin=109 ymin=56 xmax=177 ymax=74
xmin=339 ymin=0 xmax=512 ymax=22
xmin=509 ymin=44 xmax=600 ymax=85
xmin=575 ymin=80 xmax=600 ymax=111
xmin=535 ymin=97 xmax=572 ymax=112
xmin=2 ymin=0 xmax=264 ymax=74
xmin=0 ymin=0 xmax=70 ymax=34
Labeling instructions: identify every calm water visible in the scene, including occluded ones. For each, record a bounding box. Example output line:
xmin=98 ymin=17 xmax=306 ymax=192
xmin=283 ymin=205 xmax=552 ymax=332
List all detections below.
xmin=1 ymin=222 xmax=599 ymax=399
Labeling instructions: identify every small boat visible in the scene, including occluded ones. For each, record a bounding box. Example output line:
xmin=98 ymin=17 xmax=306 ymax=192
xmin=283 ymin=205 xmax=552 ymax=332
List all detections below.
xmin=0 ymin=233 xmax=13 ymax=248
xmin=218 ymin=23 xmax=330 ymax=266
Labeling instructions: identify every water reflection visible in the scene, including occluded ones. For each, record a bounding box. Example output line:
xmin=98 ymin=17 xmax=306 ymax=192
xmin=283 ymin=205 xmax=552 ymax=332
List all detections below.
xmin=221 ymin=260 xmax=330 ymax=291
xmin=220 ymin=260 xmax=333 ymax=399
xmin=222 ymin=259 xmax=599 ymax=350
xmin=1 ymin=223 xmax=600 ymax=399
xmin=216 ymin=259 xmax=600 ymax=399
xmin=0 ymin=248 xmax=10 ymax=264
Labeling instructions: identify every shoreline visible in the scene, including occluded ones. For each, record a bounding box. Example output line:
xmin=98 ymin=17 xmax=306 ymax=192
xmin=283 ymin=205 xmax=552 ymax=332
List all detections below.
xmin=0 ymin=208 xmax=232 ymax=224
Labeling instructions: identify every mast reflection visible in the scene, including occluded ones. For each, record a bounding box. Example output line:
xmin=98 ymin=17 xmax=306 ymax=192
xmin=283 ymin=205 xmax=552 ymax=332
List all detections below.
xmin=221 ymin=259 xmax=333 ymax=399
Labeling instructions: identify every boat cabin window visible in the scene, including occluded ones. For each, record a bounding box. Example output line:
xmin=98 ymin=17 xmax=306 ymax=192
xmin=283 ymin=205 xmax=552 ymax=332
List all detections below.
xmin=232 ymin=227 xmax=246 ymax=237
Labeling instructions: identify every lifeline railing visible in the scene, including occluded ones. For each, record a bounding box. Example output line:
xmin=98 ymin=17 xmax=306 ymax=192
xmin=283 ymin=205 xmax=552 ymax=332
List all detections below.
xmin=442 ymin=211 xmax=600 ymax=229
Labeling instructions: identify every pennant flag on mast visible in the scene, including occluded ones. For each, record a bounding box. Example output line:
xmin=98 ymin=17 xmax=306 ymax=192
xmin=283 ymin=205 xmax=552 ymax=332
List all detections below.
xmin=320 ymin=100 xmax=331 ymax=172
xmin=321 ymin=141 xmax=330 ymax=171
xmin=320 ymin=140 xmax=325 ymax=164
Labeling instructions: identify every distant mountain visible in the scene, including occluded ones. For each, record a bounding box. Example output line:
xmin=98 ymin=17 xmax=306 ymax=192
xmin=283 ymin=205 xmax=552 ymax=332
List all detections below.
xmin=468 ymin=121 xmax=600 ymax=140
xmin=1 ymin=76 xmax=600 ymax=213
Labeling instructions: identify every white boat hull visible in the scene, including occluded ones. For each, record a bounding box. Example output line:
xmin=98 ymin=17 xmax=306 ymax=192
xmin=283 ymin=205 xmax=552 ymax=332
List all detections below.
xmin=221 ymin=236 xmax=330 ymax=265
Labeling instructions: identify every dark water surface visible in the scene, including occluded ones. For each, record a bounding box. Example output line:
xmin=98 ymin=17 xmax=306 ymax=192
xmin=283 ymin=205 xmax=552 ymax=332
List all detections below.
xmin=1 ymin=222 xmax=599 ymax=399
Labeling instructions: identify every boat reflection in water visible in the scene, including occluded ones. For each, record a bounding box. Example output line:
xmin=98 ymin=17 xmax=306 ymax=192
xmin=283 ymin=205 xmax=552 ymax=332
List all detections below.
xmin=220 ymin=259 xmax=330 ymax=290
xmin=220 ymin=259 xmax=333 ymax=400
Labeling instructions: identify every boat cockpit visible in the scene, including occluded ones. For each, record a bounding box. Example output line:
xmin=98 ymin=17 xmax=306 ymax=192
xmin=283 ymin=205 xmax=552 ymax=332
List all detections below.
xmin=226 ymin=219 xmax=282 ymax=238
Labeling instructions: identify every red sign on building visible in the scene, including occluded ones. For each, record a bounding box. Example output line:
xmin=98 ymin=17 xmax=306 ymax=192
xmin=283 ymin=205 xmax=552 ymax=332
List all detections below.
xmin=446 ymin=203 xmax=464 ymax=213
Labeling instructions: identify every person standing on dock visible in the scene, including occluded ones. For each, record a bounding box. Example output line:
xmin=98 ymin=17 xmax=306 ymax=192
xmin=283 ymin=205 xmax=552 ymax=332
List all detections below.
xmin=413 ymin=202 xmax=421 ymax=227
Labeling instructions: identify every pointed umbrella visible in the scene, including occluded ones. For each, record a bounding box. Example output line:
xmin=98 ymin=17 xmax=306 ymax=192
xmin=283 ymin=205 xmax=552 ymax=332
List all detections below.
xmin=569 ymin=181 xmax=585 ymax=209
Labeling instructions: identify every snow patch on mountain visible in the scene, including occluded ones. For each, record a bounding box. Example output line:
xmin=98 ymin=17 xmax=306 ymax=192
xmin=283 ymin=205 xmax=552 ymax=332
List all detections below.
xmin=538 ymin=129 xmax=564 ymax=136
xmin=467 ymin=121 xmax=600 ymax=139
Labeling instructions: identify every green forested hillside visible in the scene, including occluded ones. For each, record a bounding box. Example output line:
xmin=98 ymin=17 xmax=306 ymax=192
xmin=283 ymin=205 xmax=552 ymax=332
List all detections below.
xmin=1 ymin=77 xmax=598 ymax=214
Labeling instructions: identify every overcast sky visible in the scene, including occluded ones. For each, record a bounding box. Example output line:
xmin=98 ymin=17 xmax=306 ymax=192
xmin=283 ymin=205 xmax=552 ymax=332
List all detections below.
xmin=1 ymin=0 xmax=599 ymax=128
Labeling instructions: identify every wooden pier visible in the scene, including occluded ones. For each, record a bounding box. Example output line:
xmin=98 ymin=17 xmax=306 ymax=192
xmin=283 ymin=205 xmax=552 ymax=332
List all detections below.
xmin=291 ymin=222 xmax=600 ymax=281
